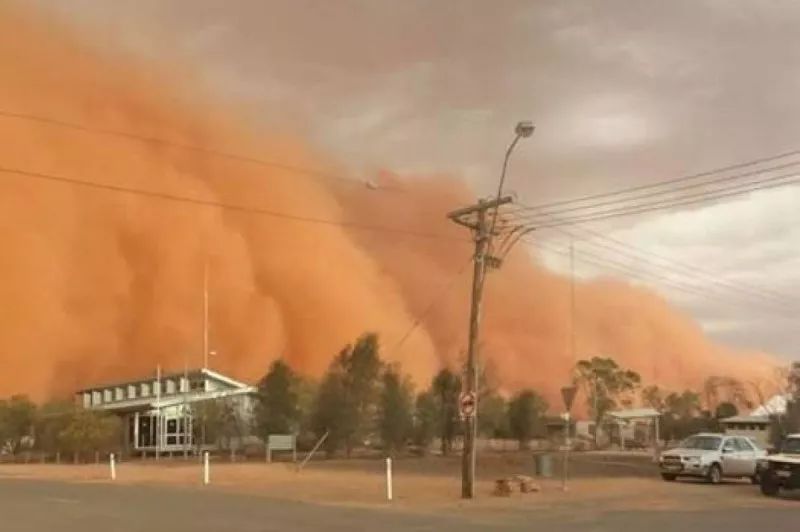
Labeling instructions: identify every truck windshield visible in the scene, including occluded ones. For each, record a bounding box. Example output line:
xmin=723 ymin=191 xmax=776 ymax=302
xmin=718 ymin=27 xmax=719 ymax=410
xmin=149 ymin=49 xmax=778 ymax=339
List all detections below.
xmin=781 ymin=438 xmax=800 ymax=454
xmin=680 ymin=436 xmax=722 ymax=450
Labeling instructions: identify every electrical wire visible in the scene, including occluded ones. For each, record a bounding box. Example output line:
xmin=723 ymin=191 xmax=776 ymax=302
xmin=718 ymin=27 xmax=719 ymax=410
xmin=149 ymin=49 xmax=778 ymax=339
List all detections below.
xmin=0 ymin=164 xmax=467 ymax=242
xmin=506 ymin=175 xmax=800 ymax=229
xmin=523 ymin=236 xmax=796 ymax=314
xmin=508 ymin=160 xmax=800 ymax=220
xmin=0 ymin=108 xmax=409 ymax=192
xmin=512 ymin=146 xmax=800 ymax=213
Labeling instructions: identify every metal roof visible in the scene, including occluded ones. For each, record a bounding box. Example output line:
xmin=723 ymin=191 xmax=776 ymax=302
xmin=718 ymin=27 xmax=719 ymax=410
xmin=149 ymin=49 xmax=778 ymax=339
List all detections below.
xmin=76 ymin=367 xmax=250 ymax=394
xmin=720 ymin=414 xmax=770 ymax=424
xmin=89 ymin=386 xmax=257 ymax=413
xmin=606 ymin=408 xmax=661 ymax=420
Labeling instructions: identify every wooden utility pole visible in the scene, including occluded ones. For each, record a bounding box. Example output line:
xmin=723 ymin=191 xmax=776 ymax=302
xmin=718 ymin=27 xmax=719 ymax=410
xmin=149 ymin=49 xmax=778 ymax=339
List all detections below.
xmin=447 ymin=195 xmax=512 ymax=499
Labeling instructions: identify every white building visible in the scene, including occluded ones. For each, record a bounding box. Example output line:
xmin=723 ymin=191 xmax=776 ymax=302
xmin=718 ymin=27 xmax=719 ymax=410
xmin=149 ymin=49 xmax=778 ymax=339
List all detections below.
xmin=721 ymin=394 xmax=790 ymax=448
xmin=75 ymin=368 xmax=258 ymax=455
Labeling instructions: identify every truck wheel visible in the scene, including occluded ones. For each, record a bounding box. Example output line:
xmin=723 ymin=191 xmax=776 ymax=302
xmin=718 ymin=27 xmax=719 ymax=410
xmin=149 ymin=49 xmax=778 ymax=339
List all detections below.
xmin=760 ymin=472 xmax=780 ymax=497
xmin=661 ymin=473 xmax=677 ymax=481
xmin=706 ymin=464 xmax=722 ymax=485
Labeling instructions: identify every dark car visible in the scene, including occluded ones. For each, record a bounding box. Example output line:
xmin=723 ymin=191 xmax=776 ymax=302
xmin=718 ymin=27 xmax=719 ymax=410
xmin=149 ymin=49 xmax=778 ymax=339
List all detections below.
xmin=759 ymin=434 xmax=800 ymax=496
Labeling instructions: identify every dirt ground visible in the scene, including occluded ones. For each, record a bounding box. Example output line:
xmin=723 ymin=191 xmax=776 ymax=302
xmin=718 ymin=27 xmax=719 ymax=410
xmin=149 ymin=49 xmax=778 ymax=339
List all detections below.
xmin=0 ymin=452 xmax=797 ymax=518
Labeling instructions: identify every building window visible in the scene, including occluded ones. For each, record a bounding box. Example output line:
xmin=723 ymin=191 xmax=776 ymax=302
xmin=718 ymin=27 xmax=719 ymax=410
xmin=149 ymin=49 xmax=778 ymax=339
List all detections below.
xmin=114 ymin=388 xmax=124 ymax=401
xmin=190 ymin=379 xmax=205 ymax=392
xmin=127 ymin=385 xmax=137 ymax=399
xmin=103 ymin=389 xmax=112 ymax=402
xmin=141 ymin=383 xmax=150 ymax=397
xmin=166 ymin=379 xmax=176 ymax=395
xmin=92 ymin=391 xmax=102 ymax=405
xmin=82 ymin=393 xmax=91 ymax=408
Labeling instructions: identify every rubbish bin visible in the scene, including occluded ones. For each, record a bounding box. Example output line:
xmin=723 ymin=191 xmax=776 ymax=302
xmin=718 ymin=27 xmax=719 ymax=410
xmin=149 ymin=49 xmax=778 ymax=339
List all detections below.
xmin=534 ymin=453 xmax=553 ymax=478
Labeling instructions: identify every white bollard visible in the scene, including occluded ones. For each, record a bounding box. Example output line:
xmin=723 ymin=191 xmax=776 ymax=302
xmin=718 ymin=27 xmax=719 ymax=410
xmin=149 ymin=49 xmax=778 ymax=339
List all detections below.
xmin=385 ymin=457 xmax=393 ymax=502
xmin=109 ymin=453 xmax=116 ymax=481
xmin=203 ymin=451 xmax=210 ymax=485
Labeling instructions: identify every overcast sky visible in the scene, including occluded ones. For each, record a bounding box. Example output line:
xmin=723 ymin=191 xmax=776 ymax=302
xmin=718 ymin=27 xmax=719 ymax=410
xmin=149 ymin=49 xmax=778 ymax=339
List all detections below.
xmin=32 ymin=0 xmax=800 ymax=360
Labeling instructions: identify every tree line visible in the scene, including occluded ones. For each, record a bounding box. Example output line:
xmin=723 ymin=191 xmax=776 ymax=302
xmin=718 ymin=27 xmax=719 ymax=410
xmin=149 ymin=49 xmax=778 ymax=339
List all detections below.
xmin=0 ymin=397 xmax=120 ymax=459
xmin=2 ymin=340 xmax=798 ymax=458
xmin=255 ymin=333 xmax=551 ymax=456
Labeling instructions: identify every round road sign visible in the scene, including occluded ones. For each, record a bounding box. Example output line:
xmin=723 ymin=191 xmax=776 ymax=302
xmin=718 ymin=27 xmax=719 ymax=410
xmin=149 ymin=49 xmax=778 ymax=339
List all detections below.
xmin=459 ymin=391 xmax=476 ymax=418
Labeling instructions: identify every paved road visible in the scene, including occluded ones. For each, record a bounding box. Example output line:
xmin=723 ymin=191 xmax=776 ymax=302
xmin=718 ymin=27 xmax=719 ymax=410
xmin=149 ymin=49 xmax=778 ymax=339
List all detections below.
xmin=0 ymin=478 xmax=797 ymax=531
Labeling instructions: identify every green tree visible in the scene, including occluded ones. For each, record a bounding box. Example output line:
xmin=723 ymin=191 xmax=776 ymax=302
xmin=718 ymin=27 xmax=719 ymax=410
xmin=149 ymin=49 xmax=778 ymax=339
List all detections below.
xmin=478 ymin=392 xmax=509 ymax=438
xmin=714 ymin=401 xmax=738 ymax=420
xmin=311 ymin=334 xmax=384 ymax=456
xmin=782 ymin=362 xmax=800 ymax=434
xmin=641 ymin=385 xmax=666 ymax=411
xmin=574 ymin=357 xmax=641 ymax=444
xmin=220 ymin=399 xmax=246 ymax=450
xmin=34 ymin=401 xmax=76 ymax=454
xmin=412 ymin=391 xmax=437 ymax=452
xmin=665 ymin=390 xmax=702 ymax=419
xmin=255 ymin=359 xmax=300 ymax=437
xmin=431 ymin=368 xmax=461 ymax=455
xmin=57 ymin=408 xmax=121 ymax=458
xmin=662 ymin=390 xmax=706 ymax=440
xmin=507 ymin=389 xmax=548 ymax=448
xmin=311 ymin=357 xmax=351 ymax=456
xmin=0 ymin=395 xmax=37 ymax=454
xmin=341 ymin=333 xmax=382 ymax=453
xmin=476 ymin=364 xmax=508 ymax=438
xmin=192 ymin=400 xmax=225 ymax=447
xmin=377 ymin=365 xmax=413 ymax=454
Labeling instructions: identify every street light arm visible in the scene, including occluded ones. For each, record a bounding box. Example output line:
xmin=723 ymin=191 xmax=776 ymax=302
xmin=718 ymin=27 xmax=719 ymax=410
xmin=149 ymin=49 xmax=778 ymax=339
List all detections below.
xmin=488 ymin=133 xmax=522 ymax=239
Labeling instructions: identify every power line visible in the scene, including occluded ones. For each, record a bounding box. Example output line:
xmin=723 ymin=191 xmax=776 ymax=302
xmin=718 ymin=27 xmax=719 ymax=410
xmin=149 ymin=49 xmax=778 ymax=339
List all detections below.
xmin=550 ymin=223 xmax=797 ymax=308
xmin=510 ymin=203 xmax=799 ymax=312
xmin=0 ymin=164 xmax=466 ymax=242
xmin=0 ymin=108 xmax=409 ymax=192
xmin=524 ymin=236 xmax=796 ymax=314
xmin=386 ymin=259 xmax=471 ymax=358
xmin=507 ymin=175 xmax=800 ymax=229
xmin=513 ymin=147 xmax=800 ymax=213
xmin=509 ymin=160 xmax=800 ymax=220
xmin=555 ymin=232 xmax=796 ymax=313
xmin=524 ymin=236 xmax=755 ymax=305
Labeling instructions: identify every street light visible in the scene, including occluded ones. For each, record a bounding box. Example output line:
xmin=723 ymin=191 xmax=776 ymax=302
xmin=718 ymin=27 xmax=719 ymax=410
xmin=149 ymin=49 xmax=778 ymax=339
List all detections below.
xmin=490 ymin=120 xmax=535 ymax=235
xmin=455 ymin=120 xmax=534 ymax=500
xmin=515 ymin=120 xmax=535 ymax=138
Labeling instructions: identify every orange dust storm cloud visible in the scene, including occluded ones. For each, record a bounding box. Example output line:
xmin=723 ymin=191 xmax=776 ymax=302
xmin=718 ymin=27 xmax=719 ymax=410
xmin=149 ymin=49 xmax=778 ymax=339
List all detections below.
xmin=0 ymin=5 xmax=778 ymax=404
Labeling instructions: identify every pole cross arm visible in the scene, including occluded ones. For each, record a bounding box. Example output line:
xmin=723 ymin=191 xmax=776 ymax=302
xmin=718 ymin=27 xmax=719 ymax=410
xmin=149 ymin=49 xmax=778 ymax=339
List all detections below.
xmin=447 ymin=196 xmax=514 ymax=229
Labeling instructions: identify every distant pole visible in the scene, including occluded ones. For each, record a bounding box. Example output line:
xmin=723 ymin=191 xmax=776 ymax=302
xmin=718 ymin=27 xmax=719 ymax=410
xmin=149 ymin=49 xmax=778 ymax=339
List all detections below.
xmin=110 ymin=453 xmax=116 ymax=481
xmin=561 ymin=413 xmax=569 ymax=491
xmin=570 ymin=239 xmax=576 ymax=360
xmin=155 ymin=364 xmax=161 ymax=461
xmin=203 ymin=451 xmax=210 ymax=485
xmin=386 ymin=457 xmax=393 ymax=502
xmin=203 ymin=261 xmax=209 ymax=370
xmin=183 ymin=356 xmax=189 ymax=460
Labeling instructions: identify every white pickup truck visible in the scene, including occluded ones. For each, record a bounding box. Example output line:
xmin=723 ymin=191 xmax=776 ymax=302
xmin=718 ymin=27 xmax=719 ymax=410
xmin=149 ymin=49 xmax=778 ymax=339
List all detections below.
xmin=758 ymin=433 xmax=800 ymax=496
xmin=659 ymin=433 xmax=767 ymax=484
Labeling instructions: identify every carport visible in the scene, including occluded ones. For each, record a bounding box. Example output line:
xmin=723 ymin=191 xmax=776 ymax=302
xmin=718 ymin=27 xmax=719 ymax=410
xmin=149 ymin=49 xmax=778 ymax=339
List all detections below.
xmin=606 ymin=408 xmax=661 ymax=451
